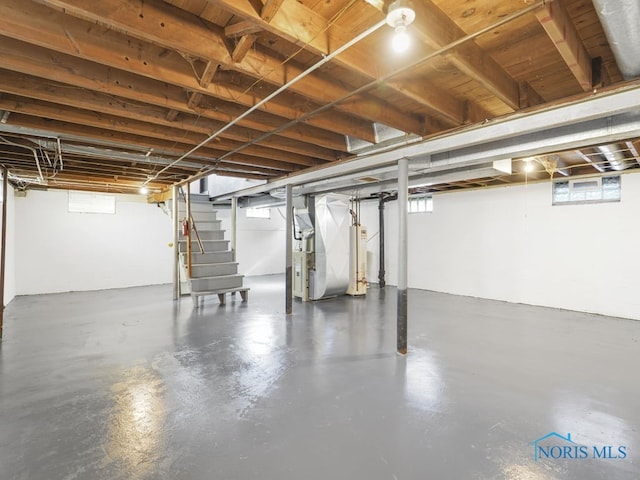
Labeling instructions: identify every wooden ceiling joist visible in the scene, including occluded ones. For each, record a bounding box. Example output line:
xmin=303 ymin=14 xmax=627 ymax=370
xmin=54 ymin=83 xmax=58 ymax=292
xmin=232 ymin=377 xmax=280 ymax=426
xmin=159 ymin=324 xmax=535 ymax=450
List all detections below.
xmin=0 ymin=2 xmax=374 ymax=144
xmin=211 ymin=0 xmax=467 ymax=126
xmin=5 ymin=112 xmax=308 ymax=175
xmin=0 ymin=84 xmax=336 ymax=163
xmin=260 ymin=0 xmax=285 ymax=23
xmin=32 ymin=0 xmax=423 ymax=135
xmin=0 ymin=0 xmax=631 ymax=195
xmin=535 ymin=0 xmax=593 ymax=91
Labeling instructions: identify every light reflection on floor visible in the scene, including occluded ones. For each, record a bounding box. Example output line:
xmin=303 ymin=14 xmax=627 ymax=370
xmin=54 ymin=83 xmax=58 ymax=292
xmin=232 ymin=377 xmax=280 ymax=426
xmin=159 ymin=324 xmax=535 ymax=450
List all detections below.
xmin=104 ymin=367 xmax=166 ymax=477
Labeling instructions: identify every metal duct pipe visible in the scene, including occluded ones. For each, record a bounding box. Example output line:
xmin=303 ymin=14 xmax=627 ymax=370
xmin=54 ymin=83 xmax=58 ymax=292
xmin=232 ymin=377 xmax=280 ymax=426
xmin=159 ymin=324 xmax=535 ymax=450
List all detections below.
xmin=598 ymin=143 xmax=633 ymax=171
xmin=592 ymin=0 xmax=640 ymax=79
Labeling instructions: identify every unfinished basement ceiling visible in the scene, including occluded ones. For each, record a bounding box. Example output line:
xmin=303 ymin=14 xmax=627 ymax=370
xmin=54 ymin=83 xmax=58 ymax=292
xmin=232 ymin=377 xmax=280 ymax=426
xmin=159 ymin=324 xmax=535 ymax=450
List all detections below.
xmin=0 ymin=0 xmax=639 ymax=195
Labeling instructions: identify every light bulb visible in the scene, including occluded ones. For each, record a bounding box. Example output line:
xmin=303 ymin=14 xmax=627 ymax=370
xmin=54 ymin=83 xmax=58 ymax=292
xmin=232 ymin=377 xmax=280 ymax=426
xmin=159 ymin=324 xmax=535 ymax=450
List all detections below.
xmin=139 ymin=186 xmax=149 ymax=194
xmin=392 ymin=26 xmax=410 ymax=53
xmin=524 ymin=162 xmax=535 ymax=173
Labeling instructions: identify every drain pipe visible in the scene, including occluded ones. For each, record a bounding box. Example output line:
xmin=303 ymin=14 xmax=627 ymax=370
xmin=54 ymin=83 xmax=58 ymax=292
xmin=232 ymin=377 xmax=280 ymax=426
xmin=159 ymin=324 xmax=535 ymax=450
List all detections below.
xmin=377 ymin=192 xmax=397 ymax=288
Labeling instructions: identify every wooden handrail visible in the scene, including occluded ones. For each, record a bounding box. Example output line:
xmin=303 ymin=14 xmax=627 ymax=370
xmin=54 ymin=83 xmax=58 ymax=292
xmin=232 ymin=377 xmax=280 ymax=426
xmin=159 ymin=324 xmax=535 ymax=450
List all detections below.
xmin=179 ymin=188 xmax=205 ymax=280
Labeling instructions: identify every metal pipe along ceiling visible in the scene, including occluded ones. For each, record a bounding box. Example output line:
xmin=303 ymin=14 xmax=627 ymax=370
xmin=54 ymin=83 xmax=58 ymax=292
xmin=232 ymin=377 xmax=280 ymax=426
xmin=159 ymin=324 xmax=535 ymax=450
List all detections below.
xmin=592 ymin=0 xmax=640 ymax=80
xmin=597 ymin=144 xmax=633 ymax=171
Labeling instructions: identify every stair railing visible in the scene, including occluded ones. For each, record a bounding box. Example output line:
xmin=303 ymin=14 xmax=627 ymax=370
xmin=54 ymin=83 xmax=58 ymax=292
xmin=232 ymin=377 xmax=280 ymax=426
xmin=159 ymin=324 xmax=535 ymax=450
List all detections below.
xmin=179 ymin=188 xmax=205 ymax=279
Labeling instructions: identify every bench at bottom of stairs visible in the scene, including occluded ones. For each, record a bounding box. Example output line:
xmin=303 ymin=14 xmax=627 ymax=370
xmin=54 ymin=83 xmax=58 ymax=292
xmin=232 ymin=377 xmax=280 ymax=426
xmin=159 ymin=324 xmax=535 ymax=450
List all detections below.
xmin=191 ymin=288 xmax=250 ymax=307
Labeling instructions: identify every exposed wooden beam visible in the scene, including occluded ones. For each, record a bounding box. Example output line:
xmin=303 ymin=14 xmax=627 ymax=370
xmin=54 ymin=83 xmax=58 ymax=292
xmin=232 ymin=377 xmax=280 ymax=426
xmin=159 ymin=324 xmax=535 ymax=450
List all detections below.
xmin=0 ymin=39 xmax=350 ymax=152
xmin=225 ymin=20 xmax=262 ymax=37
xmin=0 ymin=0 xmax=376 ymax=142
xmin=180 ymin=55 xmax=221 ymax=88
xmin=33 ymin=0 xmax=423 ymax=135
xmin=261 ymin=0 xmax=285 ymax=23
xmin=409 ymin=0 xmax=522 ymax=110
xmin=166 ymin=109 xmax=179 ymax=121
xmin=5 ymin=112 xmax=304 ymax=174
xmin=535 ymin=0 xmax=593 ymax=91
xmin=187 ymin=92 xmax=203 ymax=109
xmin=210 ymin=0 xmax=466 ymax=125
xmin=1 ymin=101 xmax=318 ymax=168
xmin=199 ymin=61 xmax=219 ymax=88
xmin=0 ymin=71 xmax=338 ymax=161
xmin=518 ymin=81 xmax=545 ymax=108
xmin=231 ymin=34 xmax=256 ymax=63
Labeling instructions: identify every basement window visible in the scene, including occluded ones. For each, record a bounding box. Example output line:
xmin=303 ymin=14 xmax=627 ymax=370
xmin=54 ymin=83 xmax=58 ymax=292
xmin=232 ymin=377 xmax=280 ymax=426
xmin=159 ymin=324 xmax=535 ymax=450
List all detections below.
xmin=246 ymin=207 xmax=270 ymax=219
xmin=68 ymin=192 xmax=116 ymax=214
xmin=409 ymin=195 xmax=433 ymax=213
xmin=552 ymin=175 xmax=621 ymax=205
xmin=408 ymin=195 xmax=433 ymax=213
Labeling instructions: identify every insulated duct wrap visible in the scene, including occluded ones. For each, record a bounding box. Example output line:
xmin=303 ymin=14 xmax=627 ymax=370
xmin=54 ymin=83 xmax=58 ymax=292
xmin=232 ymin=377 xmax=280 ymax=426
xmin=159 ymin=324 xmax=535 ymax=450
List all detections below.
xmin=592 ymin=0 xmax=640 ymax=79
xmin=309 ymin=194 xmax=350 ymax=300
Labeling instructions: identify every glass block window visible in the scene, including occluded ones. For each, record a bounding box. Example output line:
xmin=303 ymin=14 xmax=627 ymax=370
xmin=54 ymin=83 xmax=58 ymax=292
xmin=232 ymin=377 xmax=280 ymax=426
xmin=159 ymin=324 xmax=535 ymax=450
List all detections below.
xmin=408 ymin=195 xmax=433 ymax=213
xmin=68 ymin=192 xmax=116 ymax=214
xmin=552 ymin=176 xmax=620 ymax=205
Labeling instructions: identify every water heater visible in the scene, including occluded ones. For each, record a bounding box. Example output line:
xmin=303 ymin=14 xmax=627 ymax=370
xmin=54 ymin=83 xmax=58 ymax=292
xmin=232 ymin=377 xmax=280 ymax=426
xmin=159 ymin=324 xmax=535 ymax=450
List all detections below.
xmin=346 ymin=224 xmax=367 ymax=296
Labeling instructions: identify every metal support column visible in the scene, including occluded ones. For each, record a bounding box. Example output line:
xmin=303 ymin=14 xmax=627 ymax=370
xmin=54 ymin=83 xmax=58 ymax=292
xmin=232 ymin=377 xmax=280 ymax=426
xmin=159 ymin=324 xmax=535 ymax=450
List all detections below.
xmin=0 ymin=167 xmax=7 ymax=338
xmin=378 ymin=194 xmax=386 ymax=288
xmin=397 ymin=159 xmax=409 ymax=355
xmin=285 ymin=184 xmax=293 ymax=315
xmin=231 ymin=196 xmax=237 ymax=262
xmin=172 ymin=185 xmax=180 ymax=300
xmin=185 ymin=185 xmax=192 ymax=279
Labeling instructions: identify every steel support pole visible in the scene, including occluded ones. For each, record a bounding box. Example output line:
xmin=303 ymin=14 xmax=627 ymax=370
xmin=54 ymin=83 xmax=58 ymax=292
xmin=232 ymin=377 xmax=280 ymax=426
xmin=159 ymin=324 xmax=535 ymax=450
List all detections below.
xmin=172 ymin=185 xmax=180 ymax=300
xmin=185 ymin=186 xmax=193 ymax=279
xmin=285 ymin=184 xmax=293 ymax=315
xmin=0 ymin=168 xmax=7 ymax=338
xmin=397 ymin=159 xmax=409 ymax=355
xmin=378 ymin=195 xmax=386 ymax=288
xmin=231 ymin=196 xmax=237 ymax=262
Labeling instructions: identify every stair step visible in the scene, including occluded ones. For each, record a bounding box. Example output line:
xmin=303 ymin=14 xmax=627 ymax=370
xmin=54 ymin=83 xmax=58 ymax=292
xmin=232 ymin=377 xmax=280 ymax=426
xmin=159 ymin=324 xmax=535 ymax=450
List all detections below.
xmin=178 ymin=239 xmax=229 ymax=253
xmin=187 ymin=193 xmax=211 ymax=203
xmin=191 ymin=262 xmax=238 ymax=278
xmin=190 ymin=274 xmax=244 ymax=292
xmin=181 ymin=229 xmax=225 ymax=241
xmin=183 ymin=251 xmax=234 ymax=264
xmin=177 ymin=205 xmax=216 ymax=215
xmin=176 ymin=210 xmax=217 ymax=222
xmin=190 ymin=220 xmax=222 ymax=231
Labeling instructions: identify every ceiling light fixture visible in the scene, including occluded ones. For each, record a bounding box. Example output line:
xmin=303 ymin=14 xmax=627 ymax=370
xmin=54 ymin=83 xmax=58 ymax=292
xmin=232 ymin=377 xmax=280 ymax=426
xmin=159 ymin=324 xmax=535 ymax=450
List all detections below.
xmin=386 ymin=0 xmax=416 ymax=54
xmin=139 ymin=186 xmax=149 ymax=195
xmin=523 ymin=157 xmax=536 ymax=173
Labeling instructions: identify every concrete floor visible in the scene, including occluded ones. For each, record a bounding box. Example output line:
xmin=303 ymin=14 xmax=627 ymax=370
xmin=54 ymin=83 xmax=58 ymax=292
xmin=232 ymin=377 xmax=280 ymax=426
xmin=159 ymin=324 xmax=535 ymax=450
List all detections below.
xmin=0 ymin=275 xmax=638 ymax=480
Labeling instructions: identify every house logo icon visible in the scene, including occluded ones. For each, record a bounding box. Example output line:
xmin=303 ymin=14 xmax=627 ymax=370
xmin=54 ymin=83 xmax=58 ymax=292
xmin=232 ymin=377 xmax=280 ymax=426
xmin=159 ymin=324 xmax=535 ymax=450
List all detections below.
xmin=530 ymin=432 xmax=628 ymax=461
xmin=530 ymin=432 xmax=579 ymax=461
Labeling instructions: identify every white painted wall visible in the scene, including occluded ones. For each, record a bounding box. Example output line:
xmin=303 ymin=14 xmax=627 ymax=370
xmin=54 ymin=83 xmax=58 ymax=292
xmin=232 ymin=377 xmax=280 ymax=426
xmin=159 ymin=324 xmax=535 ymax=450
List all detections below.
xmin=1 ymin=182 xmax=16 ymax=304
xmin=15 ymin=190 xmax=173 ymax=295
xmin=363 ymin=171 xmax=640 ymax=320
xmin=217 ymin=206 xmax=286 ymax=276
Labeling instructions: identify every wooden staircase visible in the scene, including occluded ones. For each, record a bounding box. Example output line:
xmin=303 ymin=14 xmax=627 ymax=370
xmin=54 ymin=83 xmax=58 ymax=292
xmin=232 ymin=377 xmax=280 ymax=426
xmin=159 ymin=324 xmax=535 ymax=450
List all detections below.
xmin=169 ymin=193 xmax=248 ymax=307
